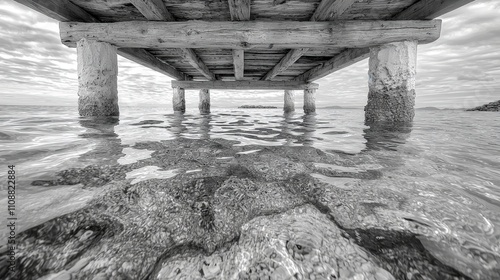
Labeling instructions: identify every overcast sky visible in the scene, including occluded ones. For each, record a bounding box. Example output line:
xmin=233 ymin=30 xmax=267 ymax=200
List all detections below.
xmin=0 ymin=0 xmax=499 ymax=109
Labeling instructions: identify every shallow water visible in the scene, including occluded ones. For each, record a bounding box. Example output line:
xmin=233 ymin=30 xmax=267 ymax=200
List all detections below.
xmin=0 ymin=105 xmax=499 ymax=279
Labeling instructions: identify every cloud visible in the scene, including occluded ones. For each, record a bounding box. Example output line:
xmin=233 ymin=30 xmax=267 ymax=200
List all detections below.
xmin=0 ymin=0 xmax=499 ymax=109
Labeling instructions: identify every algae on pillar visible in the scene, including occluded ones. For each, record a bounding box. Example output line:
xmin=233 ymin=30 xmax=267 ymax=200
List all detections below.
xmin=199 ymin=89 xmax=210 ymax=114
xmin=303 ymin=88 xmax=316 ymax=114
xmin=284 ymin=90 xmax=295 ymax=113
xmin=365 ymin=41 xmax=417 ymax=124
xmin=77 ymin=38 xmax=119 ymax=116
xmin=173 ymin=87 xmax=186 ymax=113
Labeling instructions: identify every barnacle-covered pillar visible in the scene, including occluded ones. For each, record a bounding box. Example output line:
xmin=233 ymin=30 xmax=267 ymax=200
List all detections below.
xmin=173 ymin=86 xmax=186 ymax=113
xmin=284 ymin=90 xmax=295 ymax=113
xmin=77 ymin=38 xmax=119 ymax=116
xmin=303 ymin=88 xmax=316 ymax=114
xmin=199 ymin=89 xmax=210 ymax=113
xmin=365 ymin=41 xmax=417 ymax=123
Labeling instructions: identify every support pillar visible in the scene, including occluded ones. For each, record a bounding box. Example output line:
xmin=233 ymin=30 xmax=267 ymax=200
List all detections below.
xmin=284 ymin=90 xmax=295 ymax=113
xmin=303 ymin=88 xmax=316 ymax=114
xmin=77 ymin=38 xmax=119 ymax=116
xmin=365 ymin=41 xmax=417 ymax=124
xmin=173 ymin=86 xmax=185 ymax=113
xmin=199 ymin=89 xmax=210 ymax=114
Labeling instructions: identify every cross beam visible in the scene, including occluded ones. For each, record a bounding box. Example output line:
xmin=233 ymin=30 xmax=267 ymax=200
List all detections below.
xmin=60 ymin=20 xmax=441 ymax=49
xmin=171 ymin=80 xmax=319 ymax=90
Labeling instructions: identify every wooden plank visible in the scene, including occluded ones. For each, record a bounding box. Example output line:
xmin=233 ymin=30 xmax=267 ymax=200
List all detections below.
xmin=261 ymin=48 xmax=308 ymax=80
xmin=394 ymin=0 xmax=476 ymax=20
xmin=130 ymin=0 xmax=175 ymax=21
xmin=228 ymin=0 xmax=251 ymax=21
xmin=180 ymin=48 xmax=216 ymax=80
xmin=171 ymin=80 xmax=319 ymax=90
xmin=14 ymin=0 xmax=190 ymax=80
xmin=130 ymin=0 xmax=214 ymax=80
xmin=60 ymin=20 xmax=442 ymax=49
xmin=118 ymin=48 xmax=191 ymax=81
xmin=261 ymin=0 xmax=357 ymax=80
xmin=228 ymin=0 xmax=250 ymax=80
xmin=293 ymin=0 xmax=474 ymax=82
xmin=232 ymin=50 xmax=245 ymax=80
xmin=13 ymin=0 xmax=99 ymax=22
xmin=311 ymin=0 xmax=358 ymax=21
xmin=294 ymin=48 xmax=369 ymax=81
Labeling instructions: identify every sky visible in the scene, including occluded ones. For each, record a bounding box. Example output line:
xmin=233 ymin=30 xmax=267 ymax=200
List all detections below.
xmin=0 ymin=0 xmax=499 ymax=109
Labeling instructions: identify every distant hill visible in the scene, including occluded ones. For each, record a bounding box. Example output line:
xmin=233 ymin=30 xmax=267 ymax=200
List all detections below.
xmin=466 ymin=100 xmax=500 ymax=111
xmin=320 ymin=105 xmax=363 ymax=109
xmin=416 ymin=107 xmax=441 ymax=110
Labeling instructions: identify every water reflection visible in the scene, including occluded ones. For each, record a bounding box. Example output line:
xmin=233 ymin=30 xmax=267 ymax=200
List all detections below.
xmin=169 ymin=111 xmax=187 ymax=139
xmin=199 ymin=114 xmax=212 ymax=140
xmin=362 ymin=123 xmax=413 ymax=152
xmin=78 ymin=117 xmax=123 ymax=165
xmin=300 ymin=113 xmax=317 ymax=146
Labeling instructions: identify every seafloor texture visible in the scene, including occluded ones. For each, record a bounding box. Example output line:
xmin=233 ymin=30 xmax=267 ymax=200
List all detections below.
xmin=2 ymin=136 xmax=493 ymax=280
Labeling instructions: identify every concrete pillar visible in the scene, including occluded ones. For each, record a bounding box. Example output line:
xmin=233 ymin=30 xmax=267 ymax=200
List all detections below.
xmin=77 ymin=38 xmax=119 ymax=116
xmin=365 ymin=41 xmax=417 ymax=124
xmin=284 ymin=90 xmax=295 ymax=113
xmin=172 ymin=86 xmax=185 ymax=113
xmin=199 ymin=89 xmax=210 ymax=114
xmin=303 ymin=88 xmax=316 ymax=114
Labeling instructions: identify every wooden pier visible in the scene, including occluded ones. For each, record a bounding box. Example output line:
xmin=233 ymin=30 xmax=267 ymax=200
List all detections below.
xmin=14 ymin=0 xmax=474 ymax=122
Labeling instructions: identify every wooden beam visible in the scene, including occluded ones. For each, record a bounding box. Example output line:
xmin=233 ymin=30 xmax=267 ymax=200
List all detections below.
xmin=171 ymin=80 xmax=319 ymax=90
xmin=394 ymin=0 xmax=476 ymax=20
xmin=130 ymin=0 xmax=175 ymax=21
xmin=180 ymin=48 xmax=216 ymax=80
xmin=228 ymin=0 xmax=250 ymax=80
xmin=294 ymin=48 xmax=369 ymax=81
xmin=13 ymin=0 xmax=99 ymax=22
xmin=14 ymin=0 xmax=190 ymax=80
xmin=232 ymin=50 xmax=244 ymax=80
xmin=311 ymin=0 xmax=357 ymax=21
xmin=118 ymin=48 xmax=191 ymax=81
xmin=60 ymin=20 xmax=442 ymax=49
xmin=130 ymin=0 xmax=214 ymax=80
xmin=228 ymin=0 xmax=251 ymax=21
xmin=261 ymin=0 xmax=357 ymax=80
xmin=293 ymin=0 xmax=475 ymax=81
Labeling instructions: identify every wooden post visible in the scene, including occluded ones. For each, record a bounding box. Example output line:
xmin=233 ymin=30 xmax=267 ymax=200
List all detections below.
xmin=303 ymin=88 xmax=316 ymax=114
xmin=199 ymin=89 xmax=210 ymax=114
xmin=284 ymin=90 xmax=295 ymax=113
xmin=365 ymin=41 xmax=417 ymax=123
xmin=172 ymin=86 xmax=185 ymax=113
xmin=76 ymin=38 xmax=118 ymax=116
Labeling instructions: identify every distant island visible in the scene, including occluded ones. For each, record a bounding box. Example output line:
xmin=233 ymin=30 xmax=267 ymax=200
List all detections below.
xmin=466 ymin=100 xmax=500 ymax=111
xmin=238 ymin=105 xmax=278 ymax=109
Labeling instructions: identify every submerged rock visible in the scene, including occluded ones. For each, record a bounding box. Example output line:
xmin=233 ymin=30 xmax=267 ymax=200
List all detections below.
xmin=1 ymin=138 xmax=486 ymax=279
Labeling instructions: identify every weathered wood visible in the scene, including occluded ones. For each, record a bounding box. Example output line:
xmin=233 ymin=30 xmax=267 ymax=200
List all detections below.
xmin=293 ymin=0 xmax=474 ymax=81
xmin=294 ymin=48 xmax=369 ymax=81
xmin=261 ymin=0 xmax=357 ymax=80
xmin=199 ymin=89 xmax=210 ymax=113
xmin=172 ymin=87 xmax=185 ymax=112
xmin=311 ymin=0 xmax=357 ymax=21
xmin=60 ymin=20 xmax=442 ymax=49
xmin=228 ymin=0 xmax=251 ymax=21
xmin=180 ymin=48 xmax=216 ymax=80
xmin=261 ymin=48 xmax=308 ymax=81
xmin=171 ymin=80 xmax=319 ymax=90
xmin=232 ymin=50 xmax=245 ymax=80
xmin=130 ymin=0 xmax=175 ymax=21
xmin=118 ymin=48 xmax=191 ymax=81
xmin=13 ymin=0 xmax=99 ymax=22
xmin=394 ymin=0 xmax=476 ymax=20
xmin=284 ymin=90 xmax=295 ymax=113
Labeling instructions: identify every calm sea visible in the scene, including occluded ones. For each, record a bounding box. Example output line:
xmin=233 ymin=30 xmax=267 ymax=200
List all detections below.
xmin=0 ymin=105 xmax=499 ymax=279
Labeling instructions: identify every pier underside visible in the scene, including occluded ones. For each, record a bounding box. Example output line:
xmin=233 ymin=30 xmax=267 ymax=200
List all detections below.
xmin=15 ymin=0 xmax=475 ymax=120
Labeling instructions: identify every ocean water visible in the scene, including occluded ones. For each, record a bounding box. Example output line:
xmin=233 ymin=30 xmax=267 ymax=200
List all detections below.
xmin=0 ymin=105 xmax=499 ymax=279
